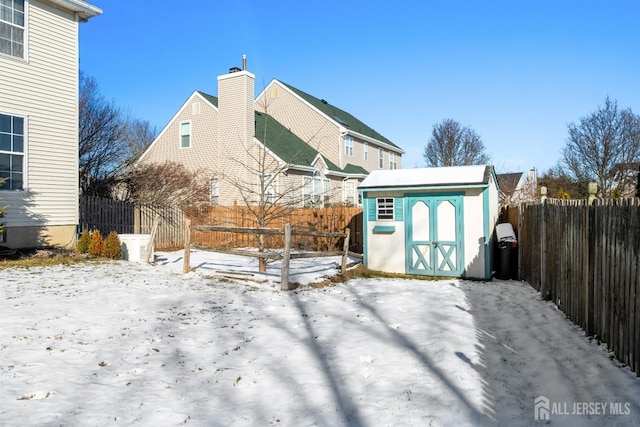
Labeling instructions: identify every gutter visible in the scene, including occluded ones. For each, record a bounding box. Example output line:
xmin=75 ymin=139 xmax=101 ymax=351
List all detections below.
xmin=46 ymin=0 xmax=102 ymax=21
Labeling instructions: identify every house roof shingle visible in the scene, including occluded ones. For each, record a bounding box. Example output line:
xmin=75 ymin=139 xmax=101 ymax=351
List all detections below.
xmin=279 ymin=81 xmax=400 ymax=150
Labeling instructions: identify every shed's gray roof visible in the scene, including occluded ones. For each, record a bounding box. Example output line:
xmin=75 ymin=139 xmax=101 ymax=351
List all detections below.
xmin=359 ymin=165 xmax=494 ymax=189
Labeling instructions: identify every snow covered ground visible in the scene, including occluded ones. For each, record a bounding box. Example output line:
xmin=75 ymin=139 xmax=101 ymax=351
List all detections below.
xmin=1 ymin=249 xmax=639 ymax=426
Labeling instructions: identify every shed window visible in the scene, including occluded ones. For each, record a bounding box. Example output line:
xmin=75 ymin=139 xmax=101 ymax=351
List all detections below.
xmin=376 ymin=197 xmax=394 ymax=220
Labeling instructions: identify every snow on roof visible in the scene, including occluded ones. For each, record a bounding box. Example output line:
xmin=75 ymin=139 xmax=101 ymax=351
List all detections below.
xmin=359 ymin=165 xmax=493 ymax=189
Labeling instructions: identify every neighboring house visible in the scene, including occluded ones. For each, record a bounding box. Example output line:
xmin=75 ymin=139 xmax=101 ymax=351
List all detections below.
xmin=497 ymin=168 xmax=537 ymax=207
xmin=137 ymin=59 xmax=403 ymax=207
xmin=0 ymin=0 xmax=102 ymax=248
xmin=359 ymin=165 xmax=499 ymax=279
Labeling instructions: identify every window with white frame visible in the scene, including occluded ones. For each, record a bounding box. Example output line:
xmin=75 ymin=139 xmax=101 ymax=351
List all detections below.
xmin=0 ymin=0 xmax=25 ymax=59
xmin=258 ymin=173 xmax=275 ymax=204
xmin=180 ymin=121 xmax=191 ymax=148
xmin=378 ymin=148 xmax=384 ymax=169
xmin=376 ymin=197 xmax=394 ymax=220
xmin=0 ymin=112 xmax=24 ymax=190
xmin=363 ymin=141 xmax=368 ymax=160
xmin=343 ymin=181 xmax=355 ymax=205
xmin=210 ymin=176 xmax=219 ymax=205
xmin=344 ymin=135 xmax=354 ymax=157
xmin=389 ymin=152 xmax=397 ymax=170
xmin=303 ymin=174 xmax=330 ymax=207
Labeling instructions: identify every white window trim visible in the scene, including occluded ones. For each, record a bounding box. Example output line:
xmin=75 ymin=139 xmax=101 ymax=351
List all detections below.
xmin=258 ymin=173 xmax=276 ymax=204
xmin=344 ymin=135 xmax=354 ymax=157
xmin=343 ymin=181 xmax=355 ymax=205
xmin=303 ymin=174 xmax=330 ymax=207
xmin=378 ymin=148 xmax=384 ymax=169
xmin=0 ymin=111 xmax=27 ymax=191
xmin=210 ymin=176 xmax=219 ymax=205
xmin=363 ymin=141 xmax=368 ymax=160
xmin=179 ymin=120 xmax=191 ymax=149
xmin=0 ymin=0 xmax=28 ymax=61
xmin=376 ymin=197 xmax=394 ymax=220
xmin=389 ymin=152 xmax=397 ymax=170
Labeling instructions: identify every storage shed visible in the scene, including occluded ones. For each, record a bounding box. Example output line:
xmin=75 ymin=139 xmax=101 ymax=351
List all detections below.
xmin=359 ymin=165 xmax=499 ymax=279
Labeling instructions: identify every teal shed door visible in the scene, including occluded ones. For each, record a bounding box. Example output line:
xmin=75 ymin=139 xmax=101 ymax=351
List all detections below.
xmin=405 ymin=195 xmax=464 ymax=276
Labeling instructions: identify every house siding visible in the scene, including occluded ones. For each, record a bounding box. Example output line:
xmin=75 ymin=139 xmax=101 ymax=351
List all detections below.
xmin=0 ymin=1 xmax=80 ymax=247
xmin=256 ymin=81 xmax=342 ymax=168
xmin=139 ymin=93 xmax=219 ymax=177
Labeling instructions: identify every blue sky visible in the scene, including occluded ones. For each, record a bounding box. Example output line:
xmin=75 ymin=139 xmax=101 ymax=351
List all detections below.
xmin=79 ymin=0 xmax=639 ymax=174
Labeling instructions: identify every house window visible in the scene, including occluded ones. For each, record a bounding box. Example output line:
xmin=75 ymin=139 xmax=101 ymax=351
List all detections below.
xmin=303 ymin=175 xmax=330 ymax=207
xmin=180 ymin=121 xmax=191 ymax=148
xmin=258 ymin=173 xmax=275 ymax=204
xmin=363 ymin=141 xmax=368 ymax=160
xmin=0 ymin=113 xmax=24 ymax=190
xmin=389 ymin=152 xmax=397 ymax=170
xmin=343 ymin=181 xmax=355 ymax=206
xmin=377 ymin=197 xmax=394 ymax=220
xmin=344 ymin=135 xmax=354 ymax=157
xmin=379 ymin=148 xmax=384 ymax=169
xmin=210 ymin=177 xmax=219 ymax=205
xmin=0 ymin=0 xmax=25 ymax=59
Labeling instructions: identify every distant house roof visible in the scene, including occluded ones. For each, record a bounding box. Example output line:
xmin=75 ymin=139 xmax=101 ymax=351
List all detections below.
xmin=496 ymin=172 xmax=523 ymax=197
xmin=279 ymin=81 xmax=400 ymax=150
xmin=254 ymin=112 xmax=363 ymax=176
xmin=196 ymin=91 xmax=218 ymax=107
xmin=359 ymin=165 xmax=494 ymax=189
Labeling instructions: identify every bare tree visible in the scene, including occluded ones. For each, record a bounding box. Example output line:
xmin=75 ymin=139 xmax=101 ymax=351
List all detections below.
xmin=79 ymin=72 xmax=157 ymax=196
xmin=423 ymin=119 xmax=490 ymax=167
xmin=119 ymin=161 xmax=209 ymax=210
xmin=560 ymin=96 xmax=640 ymax=198
xmin=539 ymin=166 xmax=587 ymax=199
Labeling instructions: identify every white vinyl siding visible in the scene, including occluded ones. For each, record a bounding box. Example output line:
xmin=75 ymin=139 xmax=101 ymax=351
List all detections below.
xmin=0 ymin=0 xmax=26 ymax=59
xmin=180 ymin=121 xmax=191 ymax=148
xmin=0 ymin=1 xmax=79 ymax=227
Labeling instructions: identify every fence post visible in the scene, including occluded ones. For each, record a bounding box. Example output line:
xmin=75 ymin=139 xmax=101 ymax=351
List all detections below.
xmin=183 ymin=219 xmax=191 ymax=274
xmin=281 ymin=223 xmax=291 ymax=290
xmin=144 ymin=214 xmax=160 ymax=264
xmin=341 ymin=227 xmax=350 ymax=275
xmin=540 ymin=200 xmax=547 ymax=298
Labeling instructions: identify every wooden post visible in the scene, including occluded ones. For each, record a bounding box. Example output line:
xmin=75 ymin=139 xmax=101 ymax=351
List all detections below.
xmin=183 ymin=218 xmax=191 ymax=274
xmin=281 ymin=223 xmax=291 ymax=290
xmin=144 ymin=214 xmax=160 ymax=264
xmin=134 ymin=206 xmax=141 ymax=234
xmin=341 ymin=227 xmax=350 ymax=275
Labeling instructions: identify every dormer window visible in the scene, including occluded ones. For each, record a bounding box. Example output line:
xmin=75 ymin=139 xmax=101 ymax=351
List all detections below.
xmin=0 ymin=0 xmax=26 ymax=59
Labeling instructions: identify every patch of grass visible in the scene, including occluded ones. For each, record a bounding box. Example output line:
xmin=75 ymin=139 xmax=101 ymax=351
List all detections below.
xmin=304 ymin=264 xmax=452 ymax=289
xmin=0 ymin=248 xmax=95 ymax=271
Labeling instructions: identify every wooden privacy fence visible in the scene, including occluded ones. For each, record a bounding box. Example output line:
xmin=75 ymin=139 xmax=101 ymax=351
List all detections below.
xmin=79 ymin=195 xmax=135 ymax=235
xmin=183 ymin=222 xmax=352 ymax=290
xmin=186 ymin=205 xmax=362 ymax=252
xmin=505 ymin=198 xmax=639 ymax=376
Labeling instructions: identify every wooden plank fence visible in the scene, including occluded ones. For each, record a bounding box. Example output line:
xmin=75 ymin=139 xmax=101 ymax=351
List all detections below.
xmin=505 ymin=198 xmax=639 ymax=376
xmin=79 ymin=195 xmax=135 ymax=235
